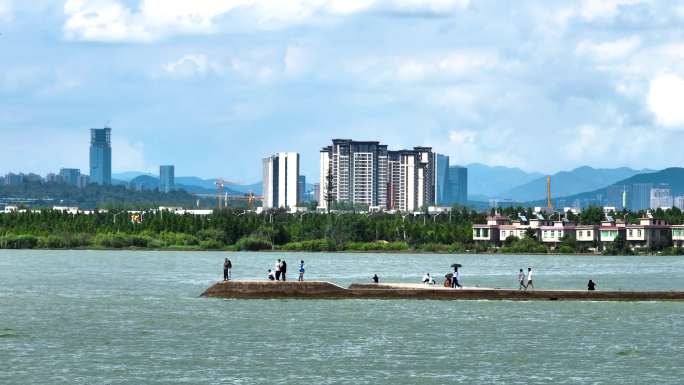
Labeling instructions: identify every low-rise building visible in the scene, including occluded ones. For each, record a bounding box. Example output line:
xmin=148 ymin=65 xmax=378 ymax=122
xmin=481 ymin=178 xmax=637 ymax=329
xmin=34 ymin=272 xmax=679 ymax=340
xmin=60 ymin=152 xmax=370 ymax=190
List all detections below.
xmin=575 ymin=225 xmax=599 ymax=244
xmin=540 ymin=221 xmax=575 ymax=244
xmin=672 ymin=225 xmax=684 ymax=248
xmin=626 ymin=218 xmax=671 ymax=250
xmin=472 ymin=215 xmax=509 ymax=244
xmin=599 ymin=220 xmax=625 ymax=247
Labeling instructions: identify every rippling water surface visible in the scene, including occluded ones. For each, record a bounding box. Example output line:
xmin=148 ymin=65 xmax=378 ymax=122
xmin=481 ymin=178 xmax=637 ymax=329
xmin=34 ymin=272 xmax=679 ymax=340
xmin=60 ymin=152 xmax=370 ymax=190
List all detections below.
xmin=1 ymin=250 xmax=683 ymax=384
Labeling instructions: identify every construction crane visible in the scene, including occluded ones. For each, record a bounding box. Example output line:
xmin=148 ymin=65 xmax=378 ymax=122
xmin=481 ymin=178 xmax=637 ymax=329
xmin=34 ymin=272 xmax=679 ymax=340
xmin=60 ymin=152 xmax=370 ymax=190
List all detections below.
xmin=547 ymin=176 xmax=553 ymax=209
xmin=211 ymin=178 xmax=263 ymax=209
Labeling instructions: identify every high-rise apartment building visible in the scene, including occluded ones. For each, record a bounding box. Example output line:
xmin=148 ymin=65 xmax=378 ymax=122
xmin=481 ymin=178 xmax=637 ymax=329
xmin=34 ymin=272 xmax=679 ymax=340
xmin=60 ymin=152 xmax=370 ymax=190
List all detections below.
xmin=447 ymin=166 xmax=468 ymax=206
xmin=77 ymin=174 xmax=90 ymax=188
xmin=319 ymin=140 xmax=388 ymax=209
xmin=297 ymin=175 xmax=306 ymax=204
xmin=650 ymin=187 xmax=673 ymax=209
xmin=434 ymin=154 xmax=450 ymax=206
xmin=319 ymin=139 xmax=436 ymax=211
xmin=630 ymin=183 xmax=653 ymax=211
xmin=159 ymin=165 xmax=175 ymax=193
xmin=59 ymin=168 xmax=81 ymax=186
xmin=263 ymin=152 xmax=300 ymax=209
xmin=89 ymin=127 xmax=112 ymax=185
xmin=674 ymin=196 xmax=684 ymax=210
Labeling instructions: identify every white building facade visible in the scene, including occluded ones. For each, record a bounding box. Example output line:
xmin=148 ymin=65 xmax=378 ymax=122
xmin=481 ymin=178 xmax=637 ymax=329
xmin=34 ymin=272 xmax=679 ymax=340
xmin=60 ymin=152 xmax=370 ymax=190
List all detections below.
xmin=263 ymin=152 xmax=300 ymax=209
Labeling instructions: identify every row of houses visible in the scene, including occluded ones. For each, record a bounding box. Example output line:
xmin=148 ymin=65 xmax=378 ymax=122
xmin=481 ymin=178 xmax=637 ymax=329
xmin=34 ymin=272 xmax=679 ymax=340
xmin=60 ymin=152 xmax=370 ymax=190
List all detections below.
xmin=472 ymin=214 xmax=684 ymax=250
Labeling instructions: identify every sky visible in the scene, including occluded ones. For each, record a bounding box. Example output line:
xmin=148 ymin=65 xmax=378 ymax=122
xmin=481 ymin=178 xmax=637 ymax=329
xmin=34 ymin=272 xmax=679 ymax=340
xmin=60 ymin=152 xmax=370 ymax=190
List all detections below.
xmin=2 ymin=0 xmax=684 ymax=182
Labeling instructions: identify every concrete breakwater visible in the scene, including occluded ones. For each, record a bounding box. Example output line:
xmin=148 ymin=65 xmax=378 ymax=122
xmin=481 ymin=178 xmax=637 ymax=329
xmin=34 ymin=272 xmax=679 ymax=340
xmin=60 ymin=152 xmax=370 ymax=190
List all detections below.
xmin=201 ymin=281 xmax=684 ymax=301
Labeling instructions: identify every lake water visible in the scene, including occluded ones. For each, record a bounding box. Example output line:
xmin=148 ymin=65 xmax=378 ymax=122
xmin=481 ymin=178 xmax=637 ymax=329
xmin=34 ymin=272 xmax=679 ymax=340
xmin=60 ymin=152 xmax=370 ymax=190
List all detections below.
xmin=1 ymin=250 xmax=683 ymax=384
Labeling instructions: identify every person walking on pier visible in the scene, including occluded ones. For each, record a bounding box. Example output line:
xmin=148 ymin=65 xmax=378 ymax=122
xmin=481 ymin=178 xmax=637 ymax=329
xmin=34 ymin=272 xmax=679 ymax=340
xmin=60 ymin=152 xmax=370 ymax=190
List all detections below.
xmin=452 ymin=267 xmax=462 ymax=289
xmin=281 ymin=260 xmax=288 ymax=281
xmin=298 ymin=260 xmax=305 ymax=282
xmin=517 ymin=268 xmax=526 ymax=290
xmin=275 ymin=259 xmax=282 ymax=281
xmin=525 ymin=267 xmax=534 ymax=290
xmin=223 ymin=258 xmax=232 ymax=281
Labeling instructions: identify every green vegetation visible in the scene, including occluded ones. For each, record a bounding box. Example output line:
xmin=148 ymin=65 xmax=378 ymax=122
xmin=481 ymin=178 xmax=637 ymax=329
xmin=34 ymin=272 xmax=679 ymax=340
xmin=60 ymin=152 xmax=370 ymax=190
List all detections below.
xmin=0 ymin=207 xmax=484 ymax=252
xmin=1 ymin=205 xmax=684 ymax=254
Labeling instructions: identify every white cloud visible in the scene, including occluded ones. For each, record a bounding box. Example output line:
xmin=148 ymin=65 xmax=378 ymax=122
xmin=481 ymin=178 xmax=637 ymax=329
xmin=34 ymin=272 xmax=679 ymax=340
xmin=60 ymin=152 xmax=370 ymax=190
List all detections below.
xmin=284 ymin=45 xmax=311 ymax=76
xmin=112 ymin=136 xmax=151 ymax=172
xmin=369 ymin=50 xmax=506 ymax=83
xmin=647 ymin=73 xmax=684 ymax=128
xmin=579 ymin=0 xmax=649 ymax=20
xmin=448 ymin=129 xmax=476 ymax=145
xmin=0 ymin=0 xmax=11 ymax=21
xmin=165 ymin=54 xmax=222 ymax=77
xmin=393 ymin=0 xmax=470 ymax=13
xmin=576 ymin=37 xmax=641 ymax=61
xmin=62 ymin=0 xmax=471 ymax=42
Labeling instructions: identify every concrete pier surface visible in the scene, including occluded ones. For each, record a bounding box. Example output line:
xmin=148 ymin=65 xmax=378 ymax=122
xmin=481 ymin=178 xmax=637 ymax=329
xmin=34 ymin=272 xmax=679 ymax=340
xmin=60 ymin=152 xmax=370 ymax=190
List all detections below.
xmin=201 ymin=281 xmax=684 ymax=301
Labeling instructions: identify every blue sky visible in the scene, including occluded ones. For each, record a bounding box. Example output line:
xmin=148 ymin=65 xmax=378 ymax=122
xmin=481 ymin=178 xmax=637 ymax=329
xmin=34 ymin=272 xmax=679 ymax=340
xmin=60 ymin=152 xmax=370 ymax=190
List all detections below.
xmin=2 ymin=0 xmax=684 ymax=181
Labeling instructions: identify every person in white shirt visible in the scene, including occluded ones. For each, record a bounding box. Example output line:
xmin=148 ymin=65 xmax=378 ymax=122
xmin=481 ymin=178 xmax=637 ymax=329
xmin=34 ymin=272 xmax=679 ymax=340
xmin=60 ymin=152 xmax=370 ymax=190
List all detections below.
xmin=422 ymin=273 xmax=431 ymax=284
xmin=517 ymin=268 xmax=526 ymax=290
xmin=275 ymin=259 xmax=282 ymax=281
xmin=525 ymin=267 xmax=534 ymax=290
xmin=451 ymin=268 xmax=462 ymax=288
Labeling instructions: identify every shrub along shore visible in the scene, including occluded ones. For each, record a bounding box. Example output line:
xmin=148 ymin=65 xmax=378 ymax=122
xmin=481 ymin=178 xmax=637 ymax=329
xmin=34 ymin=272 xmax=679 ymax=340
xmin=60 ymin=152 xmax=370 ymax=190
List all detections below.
xmin=1 ymin=207 xmax=683 ymax=255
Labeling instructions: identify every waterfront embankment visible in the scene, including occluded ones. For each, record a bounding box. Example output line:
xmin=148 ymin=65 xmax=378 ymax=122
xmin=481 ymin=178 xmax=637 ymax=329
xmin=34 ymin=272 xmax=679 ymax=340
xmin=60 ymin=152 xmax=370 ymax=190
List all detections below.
xmin=201 ymin=281 xmax=684 ymax=301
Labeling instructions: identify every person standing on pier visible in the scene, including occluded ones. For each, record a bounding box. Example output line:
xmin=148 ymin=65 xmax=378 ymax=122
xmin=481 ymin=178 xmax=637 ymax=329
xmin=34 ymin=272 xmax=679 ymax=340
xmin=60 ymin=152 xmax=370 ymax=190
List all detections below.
xmin=275 ymin=259 xmax=282 ymax=281
xmin=517 ymin=268 xmax=526 ymax=290
xmin=525 ymin=267 xmax=534 ymax=290
xmin=298 ymin=260 xmax=305 ymax=282
xmin=281 ymin=260 xmax=288 ymax=281
xmin=452 ymin=267 xmax=462 ymax=289
xmin=372 ymin=274 xmax=379 ymax=283
xmin=223 ymin=258 xmax=232 ymax=281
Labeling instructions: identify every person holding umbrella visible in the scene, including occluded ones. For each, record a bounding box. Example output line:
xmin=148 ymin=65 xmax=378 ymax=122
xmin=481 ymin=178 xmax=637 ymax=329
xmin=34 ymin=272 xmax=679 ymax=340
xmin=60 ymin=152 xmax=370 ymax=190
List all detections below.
xmin=451 ymin=263 xmax=463 ymax=289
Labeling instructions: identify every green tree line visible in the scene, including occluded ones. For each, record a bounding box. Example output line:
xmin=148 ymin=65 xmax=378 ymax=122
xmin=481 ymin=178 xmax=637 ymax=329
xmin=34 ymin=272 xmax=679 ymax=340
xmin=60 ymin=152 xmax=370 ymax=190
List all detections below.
xmin=0 ymin=207 xmax=484 ymax=251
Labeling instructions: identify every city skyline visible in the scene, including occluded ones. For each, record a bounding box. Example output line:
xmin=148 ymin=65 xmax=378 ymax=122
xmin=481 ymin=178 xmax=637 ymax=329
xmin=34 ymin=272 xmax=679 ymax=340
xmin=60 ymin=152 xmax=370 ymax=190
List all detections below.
xmin=2 ymin=1 xmax=684 ymax=180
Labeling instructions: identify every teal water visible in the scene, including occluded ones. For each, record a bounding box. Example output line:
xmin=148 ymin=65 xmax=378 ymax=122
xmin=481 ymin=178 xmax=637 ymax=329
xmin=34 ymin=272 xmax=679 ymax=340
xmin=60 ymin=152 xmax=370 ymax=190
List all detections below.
xmin=1 ymin=250 xmax=683 ymax=384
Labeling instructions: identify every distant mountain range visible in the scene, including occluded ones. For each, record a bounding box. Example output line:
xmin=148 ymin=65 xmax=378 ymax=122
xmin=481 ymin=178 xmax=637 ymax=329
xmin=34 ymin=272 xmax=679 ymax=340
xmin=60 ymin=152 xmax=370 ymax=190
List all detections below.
xmin=112 ymin=172 xmax=264 ymax=195
xmin=522 ymin=168 xmax=684 ymax=207
xmin=499 ymin=166 xmax=652 ymax=202
xmin=467 ymin=164 xmax=653 ymax=201
xmin=466 ymin=163 xmax=543 ymax=199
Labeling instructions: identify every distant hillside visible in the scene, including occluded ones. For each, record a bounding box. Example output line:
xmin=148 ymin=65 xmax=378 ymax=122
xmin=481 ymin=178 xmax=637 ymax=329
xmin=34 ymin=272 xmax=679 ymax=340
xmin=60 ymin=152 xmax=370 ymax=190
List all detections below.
xmin=112 ymin=171 xmax=153 ymax=181
xmin=524 ymin=168 xmax=684 ymax=207
xmin=502 ymin=166 xmax=651 ymax=201
xmin=466 ymin=163 xmax=542 ymax=198
xmin=128 ymin=175 xmax=241 ymax=195
xmin=0 ymin=181 xmax=215 ymax=209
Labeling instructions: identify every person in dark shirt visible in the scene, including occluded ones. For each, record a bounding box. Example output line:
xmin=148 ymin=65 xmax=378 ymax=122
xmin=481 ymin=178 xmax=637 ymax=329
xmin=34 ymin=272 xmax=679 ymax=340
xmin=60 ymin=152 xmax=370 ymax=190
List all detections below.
xmin=281 ymin=260 xmax=287 ymax=281
xmin=587 ymin=279 xmax=596 ymax=291
xmin=372 ymin=274 xmax=379 ymax=284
